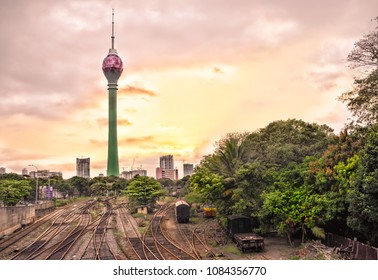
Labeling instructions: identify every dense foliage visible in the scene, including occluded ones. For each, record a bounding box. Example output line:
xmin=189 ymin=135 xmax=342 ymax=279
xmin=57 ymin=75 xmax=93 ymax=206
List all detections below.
xmin=123 ymin=175 xmax=166 ymax=206
xmin=188 ymin=19 xmax=378 ymax=246
xmin=0 ymin=179 xmax=31 ymax=206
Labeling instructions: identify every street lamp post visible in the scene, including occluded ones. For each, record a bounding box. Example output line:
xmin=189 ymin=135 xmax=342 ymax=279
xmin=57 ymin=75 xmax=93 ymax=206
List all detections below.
xmin=29 ymin=164 xmax=38 ymax=204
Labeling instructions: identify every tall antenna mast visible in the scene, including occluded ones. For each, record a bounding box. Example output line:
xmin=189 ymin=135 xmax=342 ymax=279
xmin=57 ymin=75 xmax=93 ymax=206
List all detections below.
xmin=111 ymin=8 xmax=115 ymax=49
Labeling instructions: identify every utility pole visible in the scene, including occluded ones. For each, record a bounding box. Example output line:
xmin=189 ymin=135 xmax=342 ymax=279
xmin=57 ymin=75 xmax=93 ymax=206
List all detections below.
xmin=29 ymin=164 xmax=38 ymax=204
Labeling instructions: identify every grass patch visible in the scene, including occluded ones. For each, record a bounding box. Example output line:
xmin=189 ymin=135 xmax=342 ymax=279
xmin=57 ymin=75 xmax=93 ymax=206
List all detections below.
xmin=54 ymin=196 xmax=89 ymax=207
xmin=208 ymin=240 xmax=219 ymax=247
xmin=113 ymin=228 xmax=125 ymax=241
xmin=90 ymin=209 xmax=101 ymax=220
xmin=137 ymin=221 xmax=150 ymax=235
xmin=132 ymin=213 xmax=148 ymax=219
xmin=221 ymin=244 xmax=242 ymax=256
xmin=161 ymin=196 xmax=175 ymax=204
xmin=190 ymin=216 xmax=200 ymax=224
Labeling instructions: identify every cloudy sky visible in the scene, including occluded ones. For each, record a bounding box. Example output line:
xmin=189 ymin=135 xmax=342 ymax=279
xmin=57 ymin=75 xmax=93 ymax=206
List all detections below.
xmin=0 ymin=0 xmax=377 ymax=179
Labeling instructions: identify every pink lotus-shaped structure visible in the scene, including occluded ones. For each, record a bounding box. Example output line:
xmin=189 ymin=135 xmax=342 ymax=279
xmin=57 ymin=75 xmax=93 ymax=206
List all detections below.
xmin=102 ymin=53 xmax=123 ymax=73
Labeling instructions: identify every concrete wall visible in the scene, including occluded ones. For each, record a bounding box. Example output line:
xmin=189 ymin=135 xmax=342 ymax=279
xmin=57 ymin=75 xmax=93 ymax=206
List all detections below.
xmin=0 ymin=206 xmax=35 ymax=236
xmin=0 ymin=201 xmax=54 ymax=237
xmin=35 ymin=201 xmax=54 ymax=218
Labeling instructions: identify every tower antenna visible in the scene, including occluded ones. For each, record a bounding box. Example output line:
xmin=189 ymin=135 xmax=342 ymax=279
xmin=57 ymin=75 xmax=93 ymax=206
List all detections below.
xmin=111 ymin=8 xmax=115 ymax=50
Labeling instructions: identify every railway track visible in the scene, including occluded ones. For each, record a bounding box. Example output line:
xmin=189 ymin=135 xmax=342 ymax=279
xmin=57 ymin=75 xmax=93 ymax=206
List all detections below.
xmin=79 ymin=199 xmax=117 ymax=260
xmin=0 ymin=199 xmax=225 ymax=260
xmin=10 ymin=200 xmax=96 ymax=260
xmin=44 ymin=204 xmax=94 ymax=259
xmin=178 ymin=219 xmax=215 ymax=259
xmin=0 ymin=206 xmax=69 ymax=254
xmin=116 ymin=206 xmax=159 ymax=260
xmin=142 ymin=204 xmax=197 ymax=260
xmin=0 ymin=199 xmax=125 ymax=260
xmin=9 ymin=202 xmax=86 ymax=259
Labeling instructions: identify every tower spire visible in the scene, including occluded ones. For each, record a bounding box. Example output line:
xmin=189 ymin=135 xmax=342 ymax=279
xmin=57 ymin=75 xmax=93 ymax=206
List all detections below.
xmin=111 ymin=8 xmax=115 ymax=50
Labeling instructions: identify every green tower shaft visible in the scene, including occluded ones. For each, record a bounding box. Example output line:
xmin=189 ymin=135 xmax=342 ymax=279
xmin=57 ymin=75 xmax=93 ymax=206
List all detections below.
xmin=107 ymin=87 xmax=119 ymax=176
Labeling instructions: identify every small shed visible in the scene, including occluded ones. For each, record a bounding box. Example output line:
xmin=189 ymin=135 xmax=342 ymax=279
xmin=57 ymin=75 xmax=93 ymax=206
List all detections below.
xmin=135 ymin=205 xmax=148 ymax=215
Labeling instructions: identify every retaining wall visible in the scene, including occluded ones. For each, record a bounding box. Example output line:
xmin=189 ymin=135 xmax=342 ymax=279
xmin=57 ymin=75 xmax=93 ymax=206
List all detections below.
xmin=0 ymin=201 xmax=55 ymax=237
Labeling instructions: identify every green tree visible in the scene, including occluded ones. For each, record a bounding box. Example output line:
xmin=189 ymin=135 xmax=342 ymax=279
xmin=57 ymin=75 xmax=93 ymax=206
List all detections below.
xmin=68 ymin=176 xmax=90 ymax=196
xmin=214 ymin=132 xmax=251 ymax=177
xmin=90 ymin=181 xmax=107 ymax=196
xmin=157 ymin=177 xmax=175 ymax=188
xmin=189 ymin=166 xmax=224 ymax=204
xmin=123 ymin=176 xmax=165 ymax=206
xmin=52 ymin=179 xmax=74 ymax=199
xmin=339 ymin=18 xmax=378 ymax=127
xmin=176 ymin=175 xmax=190 ymax=189
xmin=0 ymin=180 xmax=32 ymax=206
xmin=0 ymin=173 xmax=25 ymax=181
xmin=339 ymin=69 xmax=378 ymax=127
xmin=248 ymin=119 xmax=334 ymax=166
xmin=260 ymin=160 xmax=330 ymax=244
xmin=231 ymin=161 xmax=270 ymax=216
xmin=347 ymin=128 xmax=378 ymax=245
xmin=111 ymin=177 xmax=128 ymax=196
xmin=262 ymin=186 xmax=327 ymax=245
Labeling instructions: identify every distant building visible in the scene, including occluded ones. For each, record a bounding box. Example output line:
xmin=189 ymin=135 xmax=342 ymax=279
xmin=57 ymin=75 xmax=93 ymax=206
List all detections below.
xmin=156 ymin=167 xmax=178 ymax=180
xmin=156 ymin=155 xmax=179 ymax=180
xmin=121 ymin=169 xmax=147 ymax=180
xmin=0 ymin=167 xmax=5 ymax=175
xmin=41 ymin=185 xmax=64 ymax=199
xmin=160 ymin=155 xmax=174 ymax=169
xmin=183 ymin=163 xmax=194 ymax=177
xmin=29 ymin=170 xmax=63 ymax=179
xmin=76 ymin=157 xmax=90 ymax=178
xmin=22 ymin=168 xmax=28 ymax=176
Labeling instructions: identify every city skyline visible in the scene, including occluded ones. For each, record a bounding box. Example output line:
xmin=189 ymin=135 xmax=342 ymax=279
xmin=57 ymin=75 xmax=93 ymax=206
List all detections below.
xmin=0 ymin=0 xmax=377 ymax=179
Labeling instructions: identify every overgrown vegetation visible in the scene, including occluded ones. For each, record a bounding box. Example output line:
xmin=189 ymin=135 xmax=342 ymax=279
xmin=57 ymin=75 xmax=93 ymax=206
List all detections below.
xmin=187 ymin=18 xmax=378 ymax=247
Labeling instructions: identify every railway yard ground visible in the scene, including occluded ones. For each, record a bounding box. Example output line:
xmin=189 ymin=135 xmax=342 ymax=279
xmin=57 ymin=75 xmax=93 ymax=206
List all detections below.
xmin=0 ymin=197 xmax=337 ymax=260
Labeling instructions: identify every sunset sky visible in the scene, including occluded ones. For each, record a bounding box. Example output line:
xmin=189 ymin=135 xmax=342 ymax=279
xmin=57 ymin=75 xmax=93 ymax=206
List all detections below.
xmin=0 ymin=0 xmax=377 ymax=179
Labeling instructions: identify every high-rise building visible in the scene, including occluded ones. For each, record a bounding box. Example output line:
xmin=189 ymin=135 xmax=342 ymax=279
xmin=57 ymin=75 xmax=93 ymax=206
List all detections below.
xmin=103 ymin=9 xmax=123 ymax=177
xmin=160 ymin=155 xmax=174 ymax=169
xmin=156 ymin=155 xmax=178 ymax=180
xmin=76 ymin=157 xmax=90 ymax=178
xmin=0 ymin=167 xmax=5 ymax=175
xmin=183 ymin=163 xmax=194 ymax=177
xmin=22 ymin=168 xmax=28 ymax=176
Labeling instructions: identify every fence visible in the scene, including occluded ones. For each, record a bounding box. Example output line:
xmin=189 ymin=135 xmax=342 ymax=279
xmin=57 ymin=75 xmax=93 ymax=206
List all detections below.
xmin=324 ymin=232 xmax=378 ymax=260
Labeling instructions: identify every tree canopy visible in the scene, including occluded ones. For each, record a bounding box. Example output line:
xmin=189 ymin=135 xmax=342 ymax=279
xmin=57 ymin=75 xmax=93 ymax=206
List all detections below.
xmin=123 ymin=176 xmax=166 ymax=206
xmin=0 ymin=180 xmax=31 ymax=206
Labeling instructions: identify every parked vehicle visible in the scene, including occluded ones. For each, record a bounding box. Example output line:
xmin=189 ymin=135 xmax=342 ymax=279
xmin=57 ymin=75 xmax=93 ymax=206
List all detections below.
xmin=175 ymin=200 xmax=190 ymax=223
xmin=203 ymin=205 xmax=216 ymax=218
xmin=227 ymin=215 xmax=264 ymax=252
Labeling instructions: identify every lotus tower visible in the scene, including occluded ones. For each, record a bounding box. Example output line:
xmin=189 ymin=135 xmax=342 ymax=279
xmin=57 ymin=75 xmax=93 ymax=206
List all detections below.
xmin=102 ymin=10 xmax=123 ymax=176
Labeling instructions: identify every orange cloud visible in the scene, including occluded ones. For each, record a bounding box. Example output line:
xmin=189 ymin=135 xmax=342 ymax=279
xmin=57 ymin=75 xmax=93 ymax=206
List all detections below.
xmin=119 ymin=136 xmax=155 ymax=145
xmin=119 ymin=85 xmax=157 ymax=97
